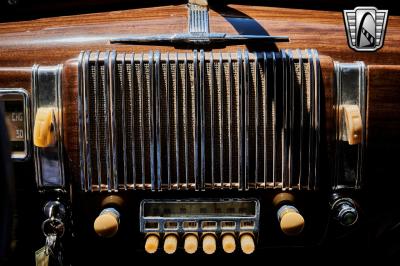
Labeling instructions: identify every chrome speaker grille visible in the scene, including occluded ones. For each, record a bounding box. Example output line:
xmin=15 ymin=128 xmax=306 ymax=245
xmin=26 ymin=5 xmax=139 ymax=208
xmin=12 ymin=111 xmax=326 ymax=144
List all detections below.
xmin=78 ymin=49 xmax=321 ymax=192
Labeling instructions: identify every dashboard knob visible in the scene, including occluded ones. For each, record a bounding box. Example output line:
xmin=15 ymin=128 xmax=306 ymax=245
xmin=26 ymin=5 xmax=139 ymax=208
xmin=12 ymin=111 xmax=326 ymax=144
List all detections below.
xmin=93 ymin=208 xmax=120 ymax=238
xmin=33 ymin=107 xmax=57 ymax=148
xmin=342 ymin=104 xmax=362 ymax=145
xmin=331 ymin=196 xmax=358 ymax=226
xmin=240 ymin=233 xmax=255 ymax=254
xmin=145 ymin=234 xmax=159 ymax=254
xmin=222 ymin=233 xmax=236 ymax=253
xmin=184 ymin=234 xmax=198 ymax=254
xmin=163 ymin=234 xmax=178 ymax=254
xmin=277 ymin=205 xmax=305 ymax=236
xmin=202 ymin=234 xmax=216 ymax=255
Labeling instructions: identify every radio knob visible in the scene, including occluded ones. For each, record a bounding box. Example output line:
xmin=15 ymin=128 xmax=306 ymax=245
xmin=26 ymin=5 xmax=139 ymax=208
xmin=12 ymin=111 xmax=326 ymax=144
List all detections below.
xmin=93 ymin=208 xmax=120 ymax=238
xmin=163 ymin=234 xmax=178 ymax=254
xmin=222 ymin=233 xmax=236 ymax=253
xmin=202 ymin=234 xmax=217 ymax=255
xmin=331 ymin=195 xmax=358 ymax=226
xmin=184 ymin=234 xmax=198 ymax=254
xmin=145 ymin=234 xmax=159 ymax=254
xmin=277 ymin=205 xmax=305 ymax=236
xmin=240 ymin=233 xmax=255 ymax=254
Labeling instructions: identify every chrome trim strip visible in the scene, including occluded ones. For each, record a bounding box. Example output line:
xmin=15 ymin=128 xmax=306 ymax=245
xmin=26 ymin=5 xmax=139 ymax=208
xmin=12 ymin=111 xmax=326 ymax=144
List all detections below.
xmin=109 ymin=50 xmax=118 ymax=191
xmin=307 ymin=49 xmax=315 ymax=190
xmin=220 ymin=52 xmax=225 ymax=187
xmin=238 ymin=50 xmax=244 ymax=191
xmin=93 ymin=51 xmax=102 ymax=190
xmin=166 ymin=52 xmax=171 ymax=190
xmin=287 ymin=49 xmax=295 ymax=189
xmin=139 ymin=53 xmax=146 ymax=189
xmin=184 ymin=53 xmax=189 ymax=189
xmin=313 ymin=49 xmax=321 ymax=189
xmin=199 ymin=49 xmax=206 ymax=190
xmin=263 ymin=52 xmax=268 ymax=187
xmin=83 ymin=51 xmax=92 ymax=191
xmin=271 ymin=52 xmax=277 ymax=188
xmin=210 ymin=52 xmax=215 ymax=188
xmin=103 ymin=51 xmax=112 ymax=191
xmin=193 ymin=49 xmax=199 ymax=191
xmin=254 ymin=53 xmax=259 ymax=188
xmin=77 ymin=53 xmax=85 ymax=190
xmin=243 ymin=50 xmax=250 ymax=191
xmin=149 ymin=51 xmax=155 ymax=191
xmin=281 ymin=50 xmax=287 ymax=188
xmin=121 ymin=53 xmax=128 ymax=190
xmin=130 ymin=53 xmax=137 ymax=189
xmin=174 ymin=53 xmax=180 ymax=189
xmin=297 ymin=49 xmax=304 ymax=189
xmin=155 ymin=51 xmax=162 ymax=191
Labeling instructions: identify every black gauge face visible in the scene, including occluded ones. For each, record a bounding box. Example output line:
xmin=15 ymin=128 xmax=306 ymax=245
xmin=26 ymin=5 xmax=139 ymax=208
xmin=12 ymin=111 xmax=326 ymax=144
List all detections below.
xmin=0 ymin=89 xmax=30 ymax=160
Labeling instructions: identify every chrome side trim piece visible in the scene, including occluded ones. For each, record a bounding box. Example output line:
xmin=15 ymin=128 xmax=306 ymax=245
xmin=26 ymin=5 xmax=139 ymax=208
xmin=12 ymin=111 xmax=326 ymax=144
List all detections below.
xmin=32 ymin=64 xmax=64 ymax=188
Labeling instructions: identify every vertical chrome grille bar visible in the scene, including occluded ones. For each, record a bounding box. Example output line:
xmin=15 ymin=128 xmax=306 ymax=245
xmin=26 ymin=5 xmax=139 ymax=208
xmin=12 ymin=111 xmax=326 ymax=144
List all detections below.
xmin=307 ymin=49 xmax=315 ymax=190
xmin=228 ymin=53 xmax=233 ymax=189
xmin=109 ymin=51 xmax=118 ymax=191
xmin=78 ymin=52 xmax=86 ymax=191
xmin=166 ymin=52 xmax=171 ymax=190
xmin=121 ymin=53 xmax=128 ymax=190
xmin=174 ymin=53 xmax=180 ymax=189
xmin=184 ymin=53 xmax=189 ymax=189
xmin=199 ymin=49 xmax=206 ymax=190
xmin=254 ymin=53 xmax=259 ymax=188
xmin=272 ymin=52 xmax=277 ymax=188
xmin=82 ymin=51 xmax=92 ymax=191
xmin=287 ymin=49 xmax=295 ymax=189
xmin=94 ymin=51 xmax=102 ymax=190
xmin=297 ymin=49 xmax=304 ymax=189
xmin=263 ymin=52 xmax=268 ymax=188
xmin=281 ymin=50 xmax=288 ymax=188
xmin=130 ymin=53 xmax=137 ymax=189
xmin=154 ymin=51 xmax=162 ymax=191
xmin=149 ymin=51 xmax=156 ymax=191
xmin=238 ymin=50 xmax=244 ymax=190
xmin=210 ymin=52 xmax=215 ymax=188
xmin=244 ymin=50 xmax=250 ymax=191
xmin=193 ymin=49 xmax=199 ymax=191
xmin=313 ymin=49 xmax=321 ymax=189
xmin=139 ymin=53 xmax=146 ymax=189
xmin=219 ymin=52 xmax=224 ymax=187
xmin=103 ymin=51 xmax=112 ymax=191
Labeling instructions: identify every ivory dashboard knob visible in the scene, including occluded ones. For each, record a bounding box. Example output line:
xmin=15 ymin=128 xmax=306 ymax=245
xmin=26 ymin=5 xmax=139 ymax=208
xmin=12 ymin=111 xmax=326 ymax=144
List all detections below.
xmin=222 ymin=234 xmax=236 ymax=253
xmin=33 ymin=107 xmax=57 ymax=148
xmin=342 ymin=104 xmax=362 ymax=145
xmin=93 ymin=208 xmax=120 ymax=238
xmin=278 ymin=205 xmax=305 ymax=236
xmin=145 ymin=234 xmax=159 ymax=254
xmin=184 ymin=234 xmax=198 ymax=254
xmin=163 ymin=234 xmax=178 ymax=254
xmin=202 ymin=234 xmax=217 ymax=255
xmin=240 ymin=234 xmax=255 ymax=254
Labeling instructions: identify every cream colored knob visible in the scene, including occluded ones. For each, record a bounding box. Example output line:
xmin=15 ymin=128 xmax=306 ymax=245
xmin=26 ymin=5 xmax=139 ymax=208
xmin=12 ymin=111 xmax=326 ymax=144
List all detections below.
xmin=145 ymin=234 xmax=159 ymax=254
xmin=184 ymin=234 xmax=198 ymax=254
xmin=93 ymin=209 xmax=119 ymax=238
xmin=278 ymin=206 xmax=305 ymax=236
xmin=222 ymin=234 xmax=236 ymax=253
xmin=33 ymin=107 xmax=57 ymax=148
xmin=202 ymin=234 xmax=216 ymax=255
xmin=240 ymin=234 xmax=255 ymax=254
xmin=163 ymin=234 xmax=178 ymax=254
xmin=342 ymin=104 xmax=362 ymax=145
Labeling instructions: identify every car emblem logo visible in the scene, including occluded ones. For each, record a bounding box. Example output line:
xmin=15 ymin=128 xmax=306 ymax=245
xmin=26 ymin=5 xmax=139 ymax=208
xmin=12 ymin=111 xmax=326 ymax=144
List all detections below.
xmin=343 ymin=7 xmax=388 ymax=51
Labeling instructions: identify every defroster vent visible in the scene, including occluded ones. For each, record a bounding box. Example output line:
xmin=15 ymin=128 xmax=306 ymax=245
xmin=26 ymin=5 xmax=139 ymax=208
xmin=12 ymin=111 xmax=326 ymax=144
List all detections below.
xmin=78 ymin=49 xmax=321 ymax=192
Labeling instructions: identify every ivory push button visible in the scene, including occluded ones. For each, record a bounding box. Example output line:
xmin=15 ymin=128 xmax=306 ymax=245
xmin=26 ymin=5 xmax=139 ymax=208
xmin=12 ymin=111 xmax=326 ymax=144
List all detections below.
xmin=184 ymin=234 xmax=198 ymax=254
xmin=277 ymin=205 xmax=305 ymax=236
xmin=342 ymin=104 xmax=362 ymax=145
xmin=33 ymin=107 xmax=57 ymax=148
xmin=222 ymin=233 xmax=236 ymax=253
xmin=145 ymin=234 xmax=159 ymax=254
xmin=202 ymin=234 xmax=216 ymax=255
xmin=240 ymin=233 xmax=255 ymax=254
xmin=93 ymin=208 xmax=120 ymax=238
xmin=163 ymin=234 xmax=178 ymax=254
